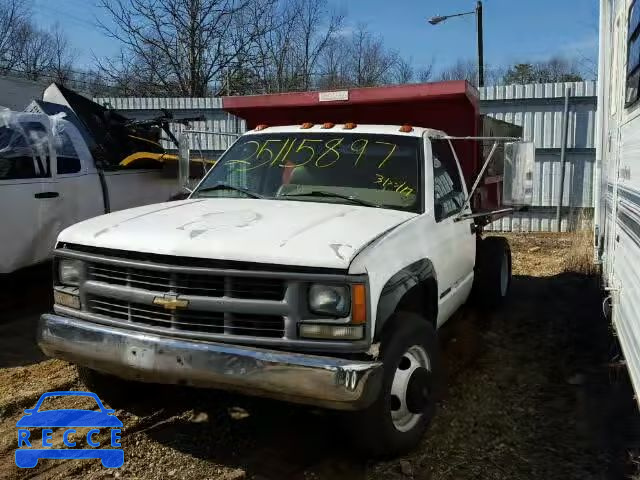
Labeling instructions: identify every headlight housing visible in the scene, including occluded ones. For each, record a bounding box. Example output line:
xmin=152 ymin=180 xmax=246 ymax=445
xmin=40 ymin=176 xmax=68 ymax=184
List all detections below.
xmin=308 ymin=284 xmax=350 ymax=317
xmin=58 ymin=259 xmax=83 ymax=286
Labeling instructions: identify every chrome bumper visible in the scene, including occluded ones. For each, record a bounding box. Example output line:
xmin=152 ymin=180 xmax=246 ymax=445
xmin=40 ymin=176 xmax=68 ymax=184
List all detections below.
xmin=38 ymin=314 xmax=383 ymax=411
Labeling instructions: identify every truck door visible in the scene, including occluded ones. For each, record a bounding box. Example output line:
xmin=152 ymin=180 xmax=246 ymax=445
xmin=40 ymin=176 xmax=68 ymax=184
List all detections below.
xmin=429 ymin=139 xmax=476 ymax=324
xmin=47 ymin=122 xmax=104 ymax=241
xmin=0 ymin=121 xmax=53 ymax=273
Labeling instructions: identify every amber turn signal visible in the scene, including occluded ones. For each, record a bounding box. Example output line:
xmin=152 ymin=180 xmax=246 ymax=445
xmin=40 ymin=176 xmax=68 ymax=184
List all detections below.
xmin=351 ymin=284 xmax=366 ymax=324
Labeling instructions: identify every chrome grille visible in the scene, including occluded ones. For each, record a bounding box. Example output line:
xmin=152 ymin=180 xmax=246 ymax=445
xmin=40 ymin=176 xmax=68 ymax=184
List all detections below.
xmin=87 ymin=264 xmax=285 ymax=300
xmin=88 ymin=296 xmax=285 ymax=338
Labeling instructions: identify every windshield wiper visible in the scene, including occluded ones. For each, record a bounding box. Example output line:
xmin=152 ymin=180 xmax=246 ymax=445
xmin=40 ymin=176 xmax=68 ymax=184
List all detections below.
xmin=195 ymin=183 xmax=264 ymax=199
xmin=279 ymin=190 xmax=381 ymax=208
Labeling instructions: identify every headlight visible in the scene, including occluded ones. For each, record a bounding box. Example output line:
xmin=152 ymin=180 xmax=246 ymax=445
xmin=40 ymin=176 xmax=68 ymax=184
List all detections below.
xmin=308 ymin=284 xmax=350 ymax=317
xmin=58 ymin=259 xmax=83 ymax=286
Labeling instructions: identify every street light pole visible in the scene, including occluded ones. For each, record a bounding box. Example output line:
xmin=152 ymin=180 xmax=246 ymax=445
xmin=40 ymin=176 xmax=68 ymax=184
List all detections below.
xmin=476 ymin=1 xmax=484 ymax=87
xmin=428 ymin=1 xmax=485 ymax=88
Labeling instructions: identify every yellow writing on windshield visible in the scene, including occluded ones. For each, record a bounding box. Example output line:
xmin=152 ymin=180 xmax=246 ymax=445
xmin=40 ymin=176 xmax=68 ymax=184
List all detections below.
xmin=375 ymin=174 xmax=415 ymax=198
xmin=225 ymin=137 xmax=401 ymax=172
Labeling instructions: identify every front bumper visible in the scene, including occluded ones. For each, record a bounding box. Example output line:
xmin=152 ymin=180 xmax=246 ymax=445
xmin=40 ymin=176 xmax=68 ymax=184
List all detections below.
xmin=38 ymin=314 xmax=383 ymax=411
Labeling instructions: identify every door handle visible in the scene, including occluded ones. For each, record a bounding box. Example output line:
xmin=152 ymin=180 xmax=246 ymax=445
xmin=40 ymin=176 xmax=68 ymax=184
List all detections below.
xmin=470 ymin=223 xmax=477 ymax=235
xmin=34 ymin=192 xmax=60 ymax=199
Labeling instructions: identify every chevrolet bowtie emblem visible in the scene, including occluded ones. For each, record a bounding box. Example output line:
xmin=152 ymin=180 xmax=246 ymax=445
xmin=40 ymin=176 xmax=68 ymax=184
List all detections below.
xmin=153 ymin=295 xmax=189 ymax=310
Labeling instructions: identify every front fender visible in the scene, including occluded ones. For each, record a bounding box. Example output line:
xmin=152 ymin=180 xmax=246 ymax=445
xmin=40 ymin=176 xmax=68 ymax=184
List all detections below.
xmin=348 ymin=214 xmax=442 ymax=339
xmin=374 ymin=259 xmax=437 ymax=338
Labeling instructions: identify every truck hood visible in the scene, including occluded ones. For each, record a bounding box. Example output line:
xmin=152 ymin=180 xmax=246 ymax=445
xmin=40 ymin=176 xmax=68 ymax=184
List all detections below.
xmin=58 ymin=198 xmax=417 ymax=269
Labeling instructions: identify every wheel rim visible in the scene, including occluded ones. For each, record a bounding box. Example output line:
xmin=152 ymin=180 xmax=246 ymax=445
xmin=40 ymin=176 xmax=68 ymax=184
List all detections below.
xmin=390 ymin=345 xmax=431 ymax=432
xmin=500 ymin=252 xmax=509 ymax=297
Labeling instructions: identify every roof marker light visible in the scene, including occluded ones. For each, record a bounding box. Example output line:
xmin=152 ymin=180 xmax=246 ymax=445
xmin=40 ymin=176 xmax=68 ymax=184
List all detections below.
xmin=343 ymin=122 xmax=357 ymax=130
xmin=301 ymin=122 xmax=314 ymax=129
xmin=255 ymin=124 xmax=268 ymax=131
xmin=399 ymin=124 xmax=414 ymax=133
xmin=322 ymin=122 xmax=335 ymax=129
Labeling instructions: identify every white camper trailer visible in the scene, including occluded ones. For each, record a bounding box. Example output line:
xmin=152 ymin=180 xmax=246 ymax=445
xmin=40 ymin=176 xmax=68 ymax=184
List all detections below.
xmin=596 ymin=0 xmax=640 ymax=401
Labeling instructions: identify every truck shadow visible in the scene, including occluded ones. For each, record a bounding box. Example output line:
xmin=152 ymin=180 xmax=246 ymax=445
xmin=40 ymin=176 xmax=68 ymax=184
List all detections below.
xmin=0 ymin=263 xmax=52 ymax=368
xmin=144 ymin=389 xmax=366 ymax=479
xmin=142 ymin=272 xmax=634 ymax=480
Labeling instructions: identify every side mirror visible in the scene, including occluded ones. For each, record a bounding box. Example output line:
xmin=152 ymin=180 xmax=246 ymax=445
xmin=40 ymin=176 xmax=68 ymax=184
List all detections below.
xmin=503 ymin=141 xmax=535 ymax=206
xmin=178 ymin=131 xmax=191 ymax=192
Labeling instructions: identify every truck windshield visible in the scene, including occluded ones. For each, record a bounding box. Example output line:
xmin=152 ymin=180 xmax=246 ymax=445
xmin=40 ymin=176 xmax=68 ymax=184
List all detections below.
xmin=192 ymin=132 xmax=421 ymax=212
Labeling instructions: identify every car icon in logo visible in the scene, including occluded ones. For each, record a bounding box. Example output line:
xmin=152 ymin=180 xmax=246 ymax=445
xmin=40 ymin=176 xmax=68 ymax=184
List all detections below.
xmin=15 ymin=391 xmax=123 ymax=468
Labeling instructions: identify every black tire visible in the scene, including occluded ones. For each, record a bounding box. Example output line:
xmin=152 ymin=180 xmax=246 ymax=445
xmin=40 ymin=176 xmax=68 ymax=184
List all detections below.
xmin=76 ymin=365 xmax=151 ymax=408
xmin=347 ymin=312 xmax=442 ymax=457
xmin=472 ymin=236 xmax=512 ymax=309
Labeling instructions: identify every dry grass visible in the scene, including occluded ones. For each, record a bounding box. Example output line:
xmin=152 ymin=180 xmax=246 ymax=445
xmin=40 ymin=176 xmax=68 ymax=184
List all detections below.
xmin=493 ymin=233 xmax=574 ymax=277
xmin=490 ymin=213 xmax=598 ymax=278
xmin=563 ymin=211 xmax=599 ymax=276
xmin=563 ymin=225 xmax=598 ymax=276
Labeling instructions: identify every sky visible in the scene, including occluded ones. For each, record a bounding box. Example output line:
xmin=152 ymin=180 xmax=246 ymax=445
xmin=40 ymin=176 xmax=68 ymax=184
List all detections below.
xmin=30 ymin=0 xmax=600 ymax=76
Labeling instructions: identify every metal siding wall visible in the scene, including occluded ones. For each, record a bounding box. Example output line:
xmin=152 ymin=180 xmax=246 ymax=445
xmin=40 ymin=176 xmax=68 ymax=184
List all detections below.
xmin=97 ymin=82 xmax=597 ymax=232
xmin=481 ymin=81 xmax=597 ymax=232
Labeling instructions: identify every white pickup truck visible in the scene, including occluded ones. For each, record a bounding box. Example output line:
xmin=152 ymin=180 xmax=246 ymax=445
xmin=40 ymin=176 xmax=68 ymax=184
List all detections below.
xmin=38 ymin=82 xmax=532 ymax=455
xmin=0 ymin=84 xmax=189 ymax=274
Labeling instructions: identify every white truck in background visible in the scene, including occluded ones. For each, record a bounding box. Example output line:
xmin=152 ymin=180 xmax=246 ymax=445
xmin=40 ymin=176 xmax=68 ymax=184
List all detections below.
xmin=0 ymin=83 xmax=198 ymax=274
xmin=38 ymin=81 xmax=534 ymax=456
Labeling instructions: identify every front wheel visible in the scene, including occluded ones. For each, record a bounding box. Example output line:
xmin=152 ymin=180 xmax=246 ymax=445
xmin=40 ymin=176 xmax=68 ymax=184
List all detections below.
xmin=347 ymin=312 xmax=441 ymax=457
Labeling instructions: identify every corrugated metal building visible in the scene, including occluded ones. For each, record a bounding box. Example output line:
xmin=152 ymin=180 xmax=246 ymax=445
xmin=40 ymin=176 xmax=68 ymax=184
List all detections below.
xmin=96 ymin=80 xmax=597 ymax=232
xmin=480 ymin=81 xmax=597 ymax=232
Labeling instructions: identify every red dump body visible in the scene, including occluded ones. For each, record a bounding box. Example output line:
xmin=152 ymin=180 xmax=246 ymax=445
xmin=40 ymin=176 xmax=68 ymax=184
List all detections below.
xmin=223 ymin=80 xmax=480 ymax=185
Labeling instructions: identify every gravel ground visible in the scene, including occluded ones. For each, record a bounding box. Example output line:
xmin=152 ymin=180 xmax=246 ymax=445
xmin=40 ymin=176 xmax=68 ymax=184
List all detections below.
xmin=0 ymin=233 xmax=634 ymax=480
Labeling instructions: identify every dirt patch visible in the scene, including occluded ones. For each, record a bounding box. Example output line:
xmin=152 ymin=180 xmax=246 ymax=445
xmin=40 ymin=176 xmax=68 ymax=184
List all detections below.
xmin=0 ymin=234 xmax=633 ymax=479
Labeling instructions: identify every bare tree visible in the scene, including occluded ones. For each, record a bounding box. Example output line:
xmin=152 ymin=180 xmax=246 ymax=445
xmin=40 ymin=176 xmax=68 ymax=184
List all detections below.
xmin=437 ymin=58 xmax=502 ymax=86
xmin=417 ymin=63 xmax=434 ymax=83
xmin=238 ymin=0 xmax=305 ymax=93
xmin=347 ymin=25 xmax=398 ymax=87
xmin=48 ymin=24 xmax=77 ymax=84
xmin=0 ymin=0 xmax=30 ymax=72
xmin=318 ymin=25 xmax=418 ymax=90
xmin=236 ymin=0 xmax=343 ymax=93
xmin=393 ymin=56 xmax=414 ymax=84
xmin=15 ymin=23 xmax=56 ymax=80
xmin=437 ymin=59 xmax=478 ymax=84
xmin=317 ymin=36 xmax=349 ymax=89
xmin=536 ymin=56 xmax=583 ymax=82
xmin=502 ymin=56 xmax=584 ymax=84
xmin=296 ymin=0 xmax=344 ymax=90
xmin=96 ymin=0 xmax=276 ymax=96
xmin=0 ymin=1 xmax=77 ymax=85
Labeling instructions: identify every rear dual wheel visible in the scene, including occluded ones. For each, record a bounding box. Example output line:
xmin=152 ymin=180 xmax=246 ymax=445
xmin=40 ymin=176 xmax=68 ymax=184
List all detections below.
xmin=472 ymin=236 xmax=512 ymax=309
